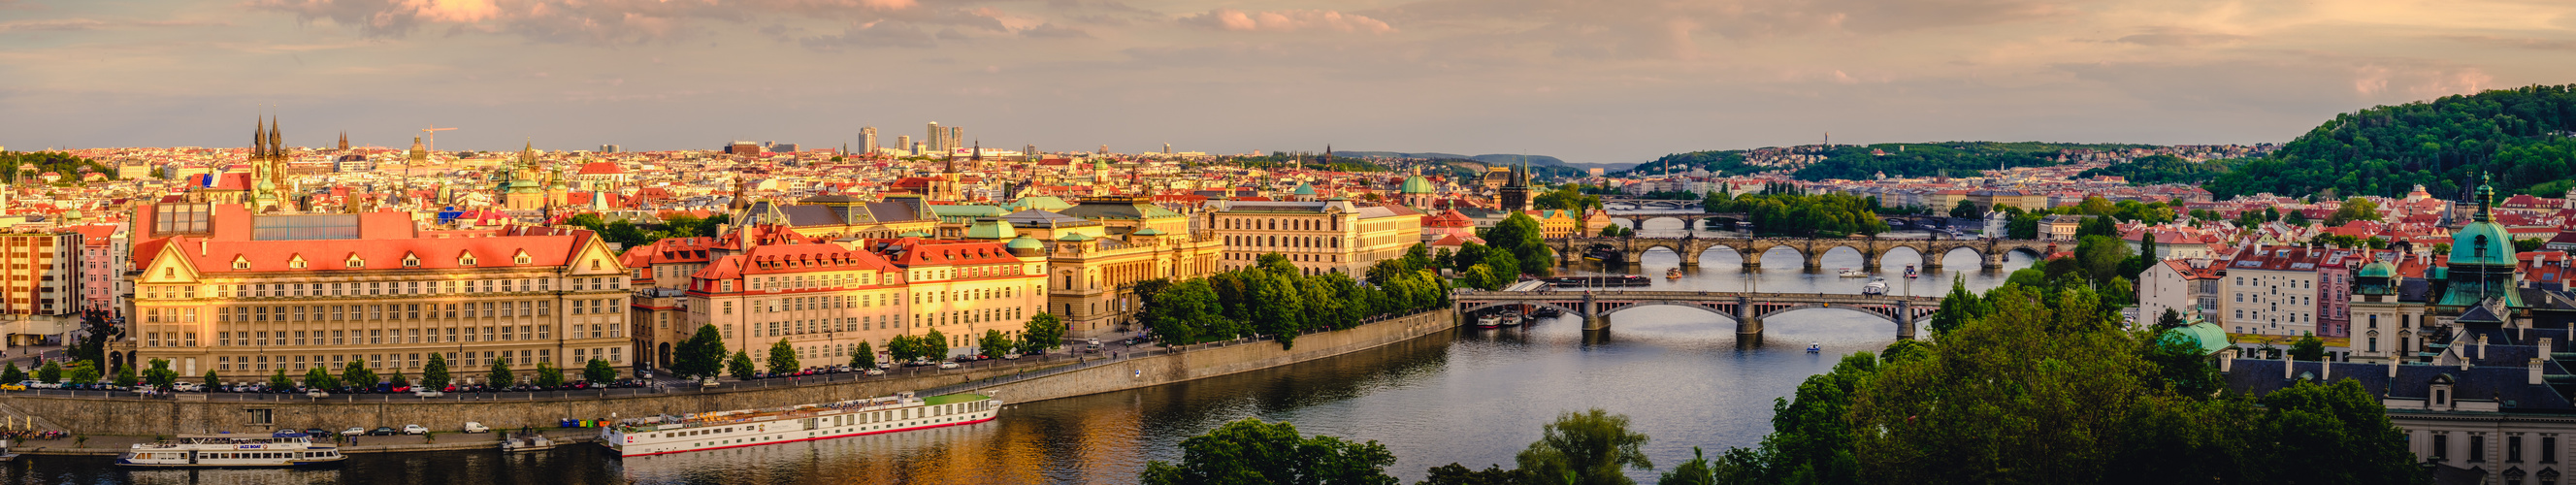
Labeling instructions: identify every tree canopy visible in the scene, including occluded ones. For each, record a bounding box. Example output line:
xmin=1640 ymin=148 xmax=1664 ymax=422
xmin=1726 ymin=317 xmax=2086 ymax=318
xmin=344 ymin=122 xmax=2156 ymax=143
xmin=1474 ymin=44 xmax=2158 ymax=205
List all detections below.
xmin=2209 ymin=83 xmax=2576 ymax=198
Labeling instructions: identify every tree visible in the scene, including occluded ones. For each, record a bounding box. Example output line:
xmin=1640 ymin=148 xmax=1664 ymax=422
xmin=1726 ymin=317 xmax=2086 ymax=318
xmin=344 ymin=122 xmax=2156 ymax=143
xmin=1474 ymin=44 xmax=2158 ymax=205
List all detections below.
xmin=389 ymin=371 xmax=409 ymax=388
xmin=1657 ymin=447 xmax=1717 ymax=485
xmin=202 ymin=370 xmax=220 ymax=387
xmin=1949 ymin=200 xmax=1983 ymax=219
xmin=922 ymin=329 xmax=951 ymax=359
xmin=853 ymin=340 xmax=877 ymax=369
xmin=35 ymin=361 xmax=59 ymax=384
xmin=2327 ymin=198 xmax=2383 ymax=225
xmin=1516 ymin=408 xmax=1654 ymax=485
xmin=671 ymin=324 xmax=729 ymax=378
xmin=1485 ymin=212 xmax=1554 ymax=277
xmin=585 ymin=358 xmax=618 ymax=383
xmin=1139 ymin=417 xmax=1399 ymax=485
xmin=2253 ymin=379 xmax=2427 ymax=482
xmin=533 ymin=361 xmax=566 ymax=387
xmin=69 ymin=312 xmax=121 ymax=368
xmin=1927 ymin=275 xmax=1986 ymax=336
xmin=887 ymin=336 xmax=925 ymax=364
xmin=422 ymin=353 xmax=451 ymax=389
xmin=64 ymin=361 xmax=100 ymax=385
xmin=1599 ymin=225 xmax=1634 ymax=238
xmin=302 ymin=367 xmax=339 ymax=390
xmin=2283 ymin=209 xmax=2311 ymax=226
xmin=267 ymin=368 xmax=292 ymax=390
xmin=341 ymin=359 xmax=377 ymax=390
xmin=2074 ymin=235 xmax=2132 ymax=284
xmin=979 ymin=330 xmax=1012 ymax=359
xmin=114 ymin=366 xmax=140 ymax=388
xmin=0 ymin=363 xmax=20 ymax=384
xmin=2291 ymin=334 xmax=2327 ymax=361
xmin=2517 ymin=238 xmax=2548 ymax=253
xmin=488 ymin=357 xmax=516 ymax=388
xmin=1020 ymin=312 xmax=1065 ymax=355
xmin=1419 ymin=464 xmax=1533 ymax=485
xmin=767 ymin=339 xmax=800 ymax=373
xmin=2154 ymin=307 xmax=2187 ymax=332
xmin=1143 ymin=279 xmax=1225 ymax=345
xmin=728 ymin=350 xmax=758 ymax=380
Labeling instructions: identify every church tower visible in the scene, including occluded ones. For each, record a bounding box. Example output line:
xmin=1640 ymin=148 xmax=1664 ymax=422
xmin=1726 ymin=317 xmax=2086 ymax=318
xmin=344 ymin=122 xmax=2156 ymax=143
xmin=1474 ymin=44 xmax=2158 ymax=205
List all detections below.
xmin=1497 ymin=157 xmax=1533 ymax=213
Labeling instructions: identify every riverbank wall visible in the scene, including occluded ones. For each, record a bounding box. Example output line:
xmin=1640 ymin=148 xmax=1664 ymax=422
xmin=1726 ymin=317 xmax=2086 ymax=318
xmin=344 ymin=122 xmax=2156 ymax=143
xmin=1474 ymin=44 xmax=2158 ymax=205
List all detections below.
xmin=0 ymin=307 xmax=1459 ymax=440
xmin=978 ymin=308 xmax=1458 ymax=404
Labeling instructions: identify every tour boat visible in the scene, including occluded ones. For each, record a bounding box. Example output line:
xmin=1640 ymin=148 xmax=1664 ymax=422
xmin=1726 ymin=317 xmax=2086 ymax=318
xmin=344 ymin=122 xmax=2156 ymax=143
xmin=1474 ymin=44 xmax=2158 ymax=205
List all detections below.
xmin=1904 ymin=265 xmax=1918 ymax=278
xmin=1861 ymin=277 xmax=1889 ymax=296
xmin=1665 ymin=268 xmax=1682 ymax=279
xmin=1475 ymin=315 xmax=1504 ymax=329
xmin=1838 ymin=268 xmax=1869 ymax=277
xmin=602 ymin=392 xmax=999 ymax=457
xmin=117 ymin=434 xmax=344 ymax=468
xmin=1497 ymin=313 xmax=1524 ymax=328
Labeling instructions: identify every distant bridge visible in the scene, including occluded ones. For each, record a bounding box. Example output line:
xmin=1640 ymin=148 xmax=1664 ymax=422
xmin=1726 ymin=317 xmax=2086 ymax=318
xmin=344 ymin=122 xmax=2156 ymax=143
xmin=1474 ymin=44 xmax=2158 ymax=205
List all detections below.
xmin=1601 ymin=211 xmax=1960 ymax=232
xmin=1601 ymin=199 xmax=1701 ymax=210
xmin=1552 ymin=236 xmax=2055 ymax=271
xmin=1454 ymin=290 xmax=1943 ymax=339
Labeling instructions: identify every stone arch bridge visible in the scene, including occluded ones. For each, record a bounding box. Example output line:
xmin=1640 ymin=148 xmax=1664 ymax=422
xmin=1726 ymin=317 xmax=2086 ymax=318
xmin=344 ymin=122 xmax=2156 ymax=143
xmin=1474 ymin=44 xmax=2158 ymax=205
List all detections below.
xmin=1454 ymin=290 xmax=1943 ymax=339
xmin=1555 ymin=236 xmax=2054 ymax=271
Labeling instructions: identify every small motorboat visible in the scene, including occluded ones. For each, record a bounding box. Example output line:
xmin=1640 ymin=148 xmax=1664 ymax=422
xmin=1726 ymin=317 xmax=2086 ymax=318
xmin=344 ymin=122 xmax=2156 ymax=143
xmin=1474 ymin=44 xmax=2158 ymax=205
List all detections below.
xmin=1474 ymin=315 xmax=1503 ymax=329
xmin=1838 ymin=268 xmax=1869 ymax=277
xmin=1665 ymin=268 xmax=1682 ymax=279
xmin=1861 ymin=277 xmax=1889 ymax=296
xmin=501 ymin=433 xmax=557 ymax=453
xmin=1806 ymin=342 xmax=1822 ymax=353
xmin=1499 ymin=314 xmax=1524 ymax=328
xmin=1904 ymin=265 xmax=1918 ymax=278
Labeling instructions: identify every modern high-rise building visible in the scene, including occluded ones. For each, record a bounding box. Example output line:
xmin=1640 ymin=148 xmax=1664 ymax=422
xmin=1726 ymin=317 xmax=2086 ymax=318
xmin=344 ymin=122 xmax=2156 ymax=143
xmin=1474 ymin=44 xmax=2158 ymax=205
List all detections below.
xmin=947 ymin=127 xmax=963 ymax=151
xmin=897 ymin=136 xmax=913 ymax=155
xmin=861 ymin=127 xmax=878 ymax=153
xmin=0 ymin=231 xmax=82 ymax=347
xmin=599 ymin=145 xmax=620 ymax=153
xmin=927 ymin=122 xmax=944 ymax=155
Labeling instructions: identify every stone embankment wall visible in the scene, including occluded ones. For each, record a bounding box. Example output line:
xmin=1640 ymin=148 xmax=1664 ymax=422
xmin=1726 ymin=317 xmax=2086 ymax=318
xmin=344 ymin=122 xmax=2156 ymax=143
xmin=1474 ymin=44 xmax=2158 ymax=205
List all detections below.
xmin=0 ymin=308 xmax=1458 ymax=436
xmin=982 ymin=308 xmax=1458 ymax=404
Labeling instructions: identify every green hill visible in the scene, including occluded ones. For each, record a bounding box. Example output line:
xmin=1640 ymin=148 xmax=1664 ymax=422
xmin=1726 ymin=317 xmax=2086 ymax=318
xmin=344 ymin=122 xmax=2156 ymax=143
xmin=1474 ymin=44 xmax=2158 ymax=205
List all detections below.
xmin=2208 ymin=84 xmax=2576 ymax=199
xmin=1646 ymin=142 xmax=2156 ymax=179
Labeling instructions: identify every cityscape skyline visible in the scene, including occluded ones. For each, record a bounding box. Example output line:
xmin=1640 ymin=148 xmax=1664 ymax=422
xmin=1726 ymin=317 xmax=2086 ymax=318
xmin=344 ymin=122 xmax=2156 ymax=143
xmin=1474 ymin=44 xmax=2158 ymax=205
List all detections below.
xmin=4 ymin=1 xmax=2573 ymax=161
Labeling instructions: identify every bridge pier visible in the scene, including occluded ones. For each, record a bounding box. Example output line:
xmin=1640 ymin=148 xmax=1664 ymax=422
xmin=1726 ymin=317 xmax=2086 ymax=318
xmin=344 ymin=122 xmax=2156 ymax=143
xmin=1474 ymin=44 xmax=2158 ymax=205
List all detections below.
xmin=1860 ymin=252 xmax=1882 ymax=272
xmin=1897 ymin=301 xmax=1916 ymax=340
xmin=1734 ymin=296 xmax=1761 ymax=340
xmin=1581 ymin=293 xmax=1610 ymax=331
xmin=1802 ymin=252 xmax=1824 ymax=271
xmin=1982 ymin=252 xmax=2007 ymax=270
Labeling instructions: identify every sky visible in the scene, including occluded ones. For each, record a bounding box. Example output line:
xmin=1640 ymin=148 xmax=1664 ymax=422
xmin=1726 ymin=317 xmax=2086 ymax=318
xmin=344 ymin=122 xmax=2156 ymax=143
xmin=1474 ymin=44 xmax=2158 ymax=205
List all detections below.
xmin=1 ymin=0 xmax=2572 ymax=164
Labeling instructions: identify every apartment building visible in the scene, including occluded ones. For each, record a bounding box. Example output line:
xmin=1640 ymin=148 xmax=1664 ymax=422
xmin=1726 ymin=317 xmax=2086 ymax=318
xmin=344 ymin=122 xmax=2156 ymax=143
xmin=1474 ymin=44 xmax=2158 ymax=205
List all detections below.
xmin=683 ymin=237 xmax=1044 ymax=368
xmin=0 ymin=231 xmax=81 ymax=347
xmin=68 ymin=224 xmax=127 ymax=318
xmin=2138 ymin=258 xmax=2221 ymax=324
xmin=1210 ymin=200 xmax=1422 ymax=276
xmin=123 ymin=203 xmax=634 ymax=380
xmin=2221 ymin=245 xmax=2327 ymax=337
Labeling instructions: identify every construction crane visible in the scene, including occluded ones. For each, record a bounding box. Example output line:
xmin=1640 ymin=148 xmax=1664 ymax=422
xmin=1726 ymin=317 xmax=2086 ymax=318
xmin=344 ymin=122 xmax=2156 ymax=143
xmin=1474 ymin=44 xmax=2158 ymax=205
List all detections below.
xmin=421 ymin=126 xmax=458 ymax=153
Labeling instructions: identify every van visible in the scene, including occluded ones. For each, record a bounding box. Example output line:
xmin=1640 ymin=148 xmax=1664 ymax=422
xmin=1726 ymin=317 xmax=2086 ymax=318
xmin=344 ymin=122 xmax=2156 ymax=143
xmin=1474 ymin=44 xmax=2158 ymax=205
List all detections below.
xmin=463 ymin=422 xmax=490 ymax=434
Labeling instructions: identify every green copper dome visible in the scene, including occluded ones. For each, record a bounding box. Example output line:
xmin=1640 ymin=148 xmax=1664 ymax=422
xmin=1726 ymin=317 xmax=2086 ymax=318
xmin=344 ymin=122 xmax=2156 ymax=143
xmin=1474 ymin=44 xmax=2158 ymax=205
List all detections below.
xmin=1006 ymin=236 xmax=1044 ymax=249
xmin=1399 ymin=176 xmax=1435 ymax=194
xmin=1291 ymin=181 xmax=1318 ymax=196
xmin=2358 ymin=260 xmax=2397 ymax=278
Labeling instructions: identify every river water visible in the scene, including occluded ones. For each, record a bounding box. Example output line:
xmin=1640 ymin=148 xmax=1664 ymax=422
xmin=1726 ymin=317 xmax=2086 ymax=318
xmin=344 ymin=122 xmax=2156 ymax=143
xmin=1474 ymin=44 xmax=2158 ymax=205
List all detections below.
xmin=15 ymin=222 xmax=2035 ymax=484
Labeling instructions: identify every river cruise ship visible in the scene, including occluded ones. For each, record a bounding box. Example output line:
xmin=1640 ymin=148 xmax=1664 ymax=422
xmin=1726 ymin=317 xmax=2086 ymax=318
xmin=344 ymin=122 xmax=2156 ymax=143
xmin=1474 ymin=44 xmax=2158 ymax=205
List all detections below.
xmin=602 ymin=392 xmax=999 ymax=457
xmin=116 ymin=434 xmax=344 ymax=468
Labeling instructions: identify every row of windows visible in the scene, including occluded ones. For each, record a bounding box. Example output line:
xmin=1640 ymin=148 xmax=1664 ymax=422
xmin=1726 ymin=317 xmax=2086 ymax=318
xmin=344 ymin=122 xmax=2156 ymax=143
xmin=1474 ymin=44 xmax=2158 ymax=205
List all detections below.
xmin=1222 ymin=217 xmax=1339 ymax=231
xmin=208 ymin=325 xmax=575 ymax=346
xmin=210 ymin=347 xmax=612 ymax=372
xmin=141 ymin=277 xmax=623 ymax=300
xmin=191 ymin=302 xmax=557 ymax=323
xmin=763 ymin=315 xmax=903 ymax=337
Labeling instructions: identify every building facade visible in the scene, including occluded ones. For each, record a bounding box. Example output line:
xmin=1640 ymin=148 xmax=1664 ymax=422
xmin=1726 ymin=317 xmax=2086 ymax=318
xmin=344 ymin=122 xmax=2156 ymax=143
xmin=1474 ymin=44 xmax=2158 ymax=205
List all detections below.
xmin=122 ymin=203 xmax=634 ymax=381
xmin=682 ymin=237 xmax=1044 ymax=367
xmin=0 ymin=231 xmax=81 ymax=347
xmin=1210 ymin=201 xmax=1422 ymax=277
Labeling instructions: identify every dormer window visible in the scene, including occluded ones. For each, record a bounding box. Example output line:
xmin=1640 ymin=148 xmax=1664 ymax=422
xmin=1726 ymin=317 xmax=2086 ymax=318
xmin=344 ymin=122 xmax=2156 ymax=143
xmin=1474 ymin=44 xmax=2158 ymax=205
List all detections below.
xmin=231 ymin=256 xmax=249 ymax=270
xmin=514 ymin=251 xmax=533 ymax=265
xmin=288 ymin=255 xmax=308 ymax=270
xmin=345 ymin=255 xmax=365 ymax=269
xmin=460 ymin=253 xmax=477 ymax=267
xmin=402 ymin=254 xmax=421 ymax=268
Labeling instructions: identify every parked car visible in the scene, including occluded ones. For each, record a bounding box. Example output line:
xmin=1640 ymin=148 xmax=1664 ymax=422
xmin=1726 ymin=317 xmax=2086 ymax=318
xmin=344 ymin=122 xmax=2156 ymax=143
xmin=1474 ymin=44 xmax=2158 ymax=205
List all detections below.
xmin=463 ymin=422 xmax=490 ymax=434
xmin=1002 ymin=353 xmax=1021 ymax=360
xmin=306 ymin=428 xmax=333 ymax=437
xmin=937 ymin=362 xmax=960 ymax=370
xmin=402 ymin=424 xmax=428 ymax=436
xmin=369 ymin=427 xmax=400 ymax=436
xmin=0 ymin=382 xmax=25 ymax=391
xmin=306 ymin=390 xmax=330 ymax=398
xmin=864 ymin=368 xmax=886 ymax=376
xmin=342 ymin=427 xmax=367 ymax=436
xmin=413 ymin=390 xmax=444 ymax=398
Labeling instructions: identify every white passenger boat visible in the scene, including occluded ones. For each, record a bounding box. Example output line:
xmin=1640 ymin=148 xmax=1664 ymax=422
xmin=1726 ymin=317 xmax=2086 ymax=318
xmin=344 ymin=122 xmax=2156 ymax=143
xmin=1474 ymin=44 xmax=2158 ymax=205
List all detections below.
xmin=602 ymin=392 xmax=999 ymax=457
xmin=1838 ymin=268 xmax=1870 ymax=277
xmin=501 ymin=433 xmax=557 ymax=453
xmin=117 ymin=434 xmax=344 ymax=468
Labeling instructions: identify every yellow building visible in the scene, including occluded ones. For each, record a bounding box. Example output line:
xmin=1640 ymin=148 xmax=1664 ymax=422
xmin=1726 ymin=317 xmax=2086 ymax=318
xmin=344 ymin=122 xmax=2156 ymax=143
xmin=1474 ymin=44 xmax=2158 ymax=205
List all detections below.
xmin=745 ymin=195 xmax=941 ymax=241
xmin=125 ymin=203 xmax=634 ymax=381
xmin=997 ymin=197 xmax=1226 ymax=337
xmin=683 ymin=237 xmax=1044 ymax=367
xmin=1211 ymin=201 xmax=1422 ymax=276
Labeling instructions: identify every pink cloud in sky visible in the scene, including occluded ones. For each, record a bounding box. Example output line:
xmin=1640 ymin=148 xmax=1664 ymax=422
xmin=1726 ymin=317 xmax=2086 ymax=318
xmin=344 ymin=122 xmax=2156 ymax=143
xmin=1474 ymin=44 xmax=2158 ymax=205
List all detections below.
xmin=1179 ymin=9 xmax=1394 ymax=34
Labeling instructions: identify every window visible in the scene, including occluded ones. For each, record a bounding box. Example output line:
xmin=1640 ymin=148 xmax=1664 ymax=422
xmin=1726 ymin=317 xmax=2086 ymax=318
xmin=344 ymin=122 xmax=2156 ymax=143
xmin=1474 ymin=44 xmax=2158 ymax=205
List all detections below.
xmin=2474 ymin=434 xmax=2488 ymax=463
xmin=2513 ymin=436 xmax=2526 ymax=463
xmin=2545 ymin=436 xmax=2558 ymax=464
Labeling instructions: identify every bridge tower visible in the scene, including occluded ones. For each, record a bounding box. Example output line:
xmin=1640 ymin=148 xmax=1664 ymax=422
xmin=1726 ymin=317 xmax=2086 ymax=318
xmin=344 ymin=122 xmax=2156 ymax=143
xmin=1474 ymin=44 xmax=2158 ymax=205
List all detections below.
xmin=1581 ymin=292 xmax=1609 ymax=331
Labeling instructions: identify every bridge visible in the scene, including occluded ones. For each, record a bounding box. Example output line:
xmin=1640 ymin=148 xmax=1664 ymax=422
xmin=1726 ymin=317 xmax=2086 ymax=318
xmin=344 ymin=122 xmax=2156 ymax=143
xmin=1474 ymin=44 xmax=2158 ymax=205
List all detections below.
xmin=1601 ymin=198 xmax=1701 ymax=210
xmin=1553 ymin=236 xmax=2055 ymax=272
xmin=1604 ymin=211 xmax=1959 ymax=232
xmin=1454 ymin=290 xmax=1943 ymax=339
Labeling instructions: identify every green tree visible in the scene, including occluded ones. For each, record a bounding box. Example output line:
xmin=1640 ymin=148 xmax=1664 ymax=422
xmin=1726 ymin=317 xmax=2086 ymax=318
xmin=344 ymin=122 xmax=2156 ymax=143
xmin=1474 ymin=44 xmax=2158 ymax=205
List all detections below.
xmin=2253 ymin=379 xmax=2428 ymax=482
xmin=302 ymin=367 xmax=339 ymax=390
xmin=533 ymin=361 xmax=565 ymax=387
xmin=2327 ymin=197 xmax=2383 ymax=225
xmin=422 ymin=353 xmax=451 ymax=389
xmin=142 ymin=359 xmax=180 ymax=389
xmin=488 ymin=357 xmax=516 ymax=388
xmin=1484 ymin=212 xmax=1554 ymax=277
xmin=584 ymin=358 xmax=617 ymax=382
xmin=1948 ymin=200 xmax=1982 ymax=219
xmin=978 ymin=330 xmax=1012 ymax=359
xmin=2074 ymin=235 xmax=2132 ymax=284
xmin=2516 ymin=238 xmax=2547 ymax=253
xmin=2154 ymin=307 xmax=2187 ymax=332
xmin=65 ymin=361 xmax=100 ymax=385
xmin=671 ymin=324 xmax=729 ymax=378
xmin=389 ymin=370 xmax=410 ymax=388
xmin=728 ymin=350 xmax=758 ymax=379
xmin=887 ymin=336 xmax=924 ymax=364
xmin=114 ymin=366 xmax=140 ymax=388
xmin=1145 ymin=279 xmax=1226 ymax=344
xmin=1020 ymin=312 xmax=1065 ymax=355
xmin=202 ymin=370 xmax=220 ymax=387
xmin=2291 ymin=334 xmax=2327 ymax=361
xmin=1516 ymin=408 xmax=1654 ymax=485
xmin=267 ymin=368 xmax=292 ymax=389
xmin=1419 ymin=464 xmax=1534 ymax=485
xmin=1656 ymin=447 xmax=1717 ymax=485
xmin=922 ymin=329 xmax=950 ymax=359
xmin=767 ymin=339 xmax=800 ymax=373
xmin=0 ymin=362 xmax=20 ymax=384
xmin=341 ymin=359 xmax=377 ymax=390
xmin=853 ymin=340 xmax=877 ymax=369
xmin=35 ymin=361 xmax=59 ymax=383
xmin=1139 ymin=418 xmax=1400 ymax=485
xmin=1927 ymin=275 xmax=1986 ymax=336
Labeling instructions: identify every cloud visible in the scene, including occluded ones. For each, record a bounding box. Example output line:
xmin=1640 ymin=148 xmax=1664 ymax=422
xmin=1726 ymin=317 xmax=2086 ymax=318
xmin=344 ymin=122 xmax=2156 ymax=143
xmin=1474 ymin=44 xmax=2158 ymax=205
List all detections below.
xmin=1177 ymin=9 xmax=1393 ymax=34
xmin=1022 ymin=23 xmax=1089 ymax=38
xmin=799 ymin=23 xmax=939 ymax=50
xmin=2114 ymin=27 xmax=2248 ymax=48
xmin=0 ymin=17 xmax=228 ymax=32
xmin=2439 ymin=35 xmax=2576 ymax=51
xmin=245 ymin=0 xmax=970 ymax=44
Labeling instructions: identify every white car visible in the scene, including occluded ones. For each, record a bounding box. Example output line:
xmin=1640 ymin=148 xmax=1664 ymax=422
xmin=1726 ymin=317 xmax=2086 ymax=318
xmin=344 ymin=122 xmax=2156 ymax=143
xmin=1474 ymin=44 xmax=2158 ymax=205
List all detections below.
xmin=463 ymin=422 xmax=490 ymax=434
xmin=864 ymin=368 xmax=885 ymax=376
xmin=413 ymin=390 xmax=444 ymax=398
xmin=402 ymin=424 xmax=428 ymax=435
xmin=937 ymin=362 xmax=960 ymax=370
xmin=342 ymin=427 xmax=367 ymax=436
xmin=306 ymin=390 xmax=330 ymax=398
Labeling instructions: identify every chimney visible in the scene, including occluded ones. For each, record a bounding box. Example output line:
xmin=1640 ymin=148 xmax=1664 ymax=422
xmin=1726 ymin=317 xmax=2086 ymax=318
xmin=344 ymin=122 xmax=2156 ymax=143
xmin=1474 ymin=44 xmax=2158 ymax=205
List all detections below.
xmin=2284 ymin=350 xmax=2295 ymax=380
xmin=2532 ymin=358 xmax=2547 ymax=385
xmin=2323 ymin=359 xmax=2332 ymax=380
xmin=2388 ymin=357 xmax=2399 ymax=378
xmin=2220 ymin=347 xmax=2237 ymax=372
xmin=2481 ymin=335 xmax=2491 ymax=360
xmin=2549 ymin=338 xmax=2560 ymax=360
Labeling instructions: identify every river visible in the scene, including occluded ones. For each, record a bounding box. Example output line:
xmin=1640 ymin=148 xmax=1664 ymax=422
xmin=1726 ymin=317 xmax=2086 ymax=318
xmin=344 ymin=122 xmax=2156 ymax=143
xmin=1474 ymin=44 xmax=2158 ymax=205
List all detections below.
xmin=13 ymin=234 xmax=2035 ymax=484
